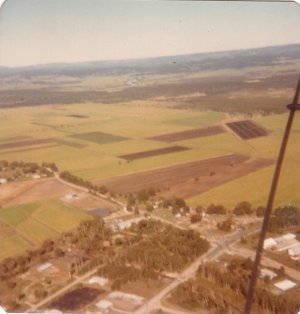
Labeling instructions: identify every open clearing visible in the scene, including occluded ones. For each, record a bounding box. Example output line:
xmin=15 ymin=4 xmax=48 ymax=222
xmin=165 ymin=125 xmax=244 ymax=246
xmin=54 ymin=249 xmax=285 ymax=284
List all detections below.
xmin=62 ymin=192 xmax=118 ymax=212
xmin=226 ymin=120 xmax=268 ymax=140
xmin=148 ymin=125 xmax=225 ymax=142
xmin=95 ymin=154 xmax=274 ymax=198
xmin=118 ymin=145 xmax=189 ymax=161
xmin=0 ymin=178 xmax=80 ymax=208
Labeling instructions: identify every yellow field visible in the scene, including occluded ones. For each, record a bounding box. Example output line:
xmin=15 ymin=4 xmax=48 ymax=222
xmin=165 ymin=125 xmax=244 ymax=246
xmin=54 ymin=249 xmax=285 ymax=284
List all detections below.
xmin=0 ymin=200 xmax=92 ymax=260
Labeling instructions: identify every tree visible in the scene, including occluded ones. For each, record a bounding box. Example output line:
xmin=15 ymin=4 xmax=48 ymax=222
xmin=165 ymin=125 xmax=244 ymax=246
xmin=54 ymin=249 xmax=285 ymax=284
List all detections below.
xmin=217 ymin=219 xmax=232 ymax=232
xmin=233 ymin=201 xmax=252 ymax=215
xmin=146 ymin=203 xmax=154 ymax=212
xmin=190 ymin=214 xmax=202 ymax=224
xmin=206 ymin=204 xmax=226 ymax=215
xmin=256 ymin=206 xmax=265 ymax=217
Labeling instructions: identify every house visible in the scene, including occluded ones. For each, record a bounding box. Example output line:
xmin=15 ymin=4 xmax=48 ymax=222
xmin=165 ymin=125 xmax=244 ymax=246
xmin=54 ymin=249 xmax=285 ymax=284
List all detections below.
xmin=64 ymin=193 xmax=78 ymax=201
xmin=264 ymin=233 xmax=299 ymax=252
xmin=288 ymin=245 xmax=300 ymax=259
xmin=31 ymin=173 xmax=41 ymax=180
xmin=260 ymin=268 xmax=277 ymax=280
xmin=0 ymin=178 xmax=7 ymax=185
xmin=274 ymin=238 xmax=300 ymax=252
xmin=95 ymin=300 xmax=113 ymax=313
xmin=274 ymin=279 xmax=297 ymax=291
xmin=88 ymin=276 xmax=108 ymax=287
xmin=276 ymin=233 xmax=296 ymax=243
xmin=37 ymin=262 xmax=53 ymax=273
xmin=263 ymin=238 xmax=277 ymax=249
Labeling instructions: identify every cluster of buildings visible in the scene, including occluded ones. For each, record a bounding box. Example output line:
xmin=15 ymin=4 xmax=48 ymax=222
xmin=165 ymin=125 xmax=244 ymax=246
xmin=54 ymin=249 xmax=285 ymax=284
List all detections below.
xmin=264 ymin=233 xmax=300 ymax=260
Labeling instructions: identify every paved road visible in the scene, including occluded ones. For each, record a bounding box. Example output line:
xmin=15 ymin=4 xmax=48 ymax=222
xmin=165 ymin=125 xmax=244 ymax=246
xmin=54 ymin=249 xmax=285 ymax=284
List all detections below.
xmin=133 ymin=228 xmax=257 ymax=314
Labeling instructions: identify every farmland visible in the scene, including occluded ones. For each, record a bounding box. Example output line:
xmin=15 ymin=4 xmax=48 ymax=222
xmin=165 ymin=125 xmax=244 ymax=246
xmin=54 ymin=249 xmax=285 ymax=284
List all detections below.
xmin=95 ymin=154 xmax=273 ymax=198
xmin=0 ymin=200 xmax=92 ymax=260
xmin=0 ymin=101 xmax=299 ymax=209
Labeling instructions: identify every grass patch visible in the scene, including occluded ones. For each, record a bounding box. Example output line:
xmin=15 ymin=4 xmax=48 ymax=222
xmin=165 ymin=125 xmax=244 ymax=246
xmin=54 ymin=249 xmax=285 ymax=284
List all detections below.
xmin=33 ymin=200 xmax=92 ymax=233
xmin=0 ymin=200 xmax=91 ymax=260
xmin=18 ymin=217 xmax=58 ymax=244
xmin=0 ymin=221 xmax=16 ymax=239
xmin=0 ymin=235 xmax=31 ymax=260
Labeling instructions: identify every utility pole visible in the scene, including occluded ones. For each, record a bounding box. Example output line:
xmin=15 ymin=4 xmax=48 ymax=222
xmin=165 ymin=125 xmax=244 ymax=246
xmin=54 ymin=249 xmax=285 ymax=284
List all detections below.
xmin=243 ymin=76 xmax=300 ymax=314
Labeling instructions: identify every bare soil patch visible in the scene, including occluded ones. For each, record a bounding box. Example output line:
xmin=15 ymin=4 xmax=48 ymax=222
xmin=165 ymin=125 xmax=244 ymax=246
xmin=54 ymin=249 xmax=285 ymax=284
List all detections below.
xmin=0 ymin=178 xmax=78 ymax=207
xmin=0 ymin=138 xmax=55 ymax=150
xmin=95 ymin=154 xmax=274 ymax=198
xmin=226 ymin=120 xmax=268 ymax=140
xmin=49 ymin=287 xmax=103 ymax=312
xmin=148 ymin=125 xmax=225 ymax=142
xmin=64 ymin=192 xmax=117 ymax=212
xmin=118 ymin=146 xmax=189 ymax=161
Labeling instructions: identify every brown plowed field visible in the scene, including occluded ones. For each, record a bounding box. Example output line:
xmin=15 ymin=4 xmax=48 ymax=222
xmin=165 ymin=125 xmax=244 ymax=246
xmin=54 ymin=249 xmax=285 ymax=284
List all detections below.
xmin=226 ymin=120 xmax=268 ymax=140
xmin=118 ymin=146 xmax=189 ymax=161
xmin=95 ymin=154 xmax=274 ymax=198
xmin=148 ymin=125 xmax=225 ymax=142
xmin=0 ymin=138 xmax=55 ymax=150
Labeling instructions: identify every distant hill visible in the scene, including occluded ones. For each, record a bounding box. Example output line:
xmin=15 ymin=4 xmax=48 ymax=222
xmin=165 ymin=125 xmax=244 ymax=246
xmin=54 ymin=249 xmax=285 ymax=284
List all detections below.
xmin=1 ymin=43 xmax=300 ymax=78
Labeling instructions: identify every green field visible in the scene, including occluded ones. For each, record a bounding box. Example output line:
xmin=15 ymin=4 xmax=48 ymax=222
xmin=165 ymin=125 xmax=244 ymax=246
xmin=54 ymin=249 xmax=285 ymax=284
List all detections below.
xmin=0 ymin=200 xmax=92 ymax=260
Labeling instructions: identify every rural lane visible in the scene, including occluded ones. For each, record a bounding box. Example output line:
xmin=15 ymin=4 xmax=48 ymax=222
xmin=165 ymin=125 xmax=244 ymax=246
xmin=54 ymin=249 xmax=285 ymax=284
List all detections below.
xmin=133 ymin=228 xmax=258 ymax=314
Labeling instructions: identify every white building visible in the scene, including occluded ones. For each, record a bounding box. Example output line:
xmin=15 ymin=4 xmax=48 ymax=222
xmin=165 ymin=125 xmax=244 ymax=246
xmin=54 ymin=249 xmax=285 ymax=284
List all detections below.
xmin=37 ymin=262 xmax=53 ymax=273
xmin=64 ymin=193 xmax=78 ymax=201
xmin=95 ymin=300 xmax=113 ymax=313
xmin=264 ymin=233 xmax=299 ymax=253
xmin=88 ymin=276 xmax=108 ymax=287
xmin=288 ymin=245 xmax=300 ymax=259
xmin=276 ymin=233 xmax=296 ymax=243
xmin=263 ymin=238 xmax=277 ymax=250
xmin=0 ymin=178 xmax=7 ymax=185
xmin=274 ymin=279 xmax=297 ymax=291
xmin=260 ymin=268 xmax=277 ymax=280
xmin=275 ymin=238 xmax=300 ymax=252
xmin=31 ymin=173 xmax=41 ymax=180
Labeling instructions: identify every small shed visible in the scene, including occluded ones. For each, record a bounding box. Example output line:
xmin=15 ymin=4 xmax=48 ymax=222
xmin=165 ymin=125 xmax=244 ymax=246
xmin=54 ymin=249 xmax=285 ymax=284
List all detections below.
xmin=88 ymin=276 xmax=108 ymax=287
xmin=260 ymin=268 xmax=277 ymax=280
xmin=274 ymin=279 xmax=297 ymax=291
xmin=96 ymin=300 xmax=113 ymax=313
xmin=263 ymin=238 xmax=276 ymax=250
xmin=288 ymin=245 xmax=300 ymax=259
xmin=0 ymin=178 xmax=7 ymax=185
xmin=31 ymin=173 xmax=41 ymax=180
xmin=37 ymin=262 xmax=53 ymax=273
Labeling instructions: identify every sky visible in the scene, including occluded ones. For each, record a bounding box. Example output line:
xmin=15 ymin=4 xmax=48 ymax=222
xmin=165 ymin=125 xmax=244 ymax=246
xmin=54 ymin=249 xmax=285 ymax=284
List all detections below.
xmin=0 ymin=0 xmax=300 ymax=67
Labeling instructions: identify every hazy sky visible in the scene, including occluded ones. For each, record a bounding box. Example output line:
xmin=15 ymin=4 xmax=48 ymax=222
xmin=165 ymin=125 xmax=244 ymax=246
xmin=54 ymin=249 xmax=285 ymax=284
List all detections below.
xmin=0 ymin=0 xmax=300 ymax=67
